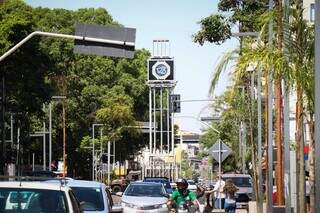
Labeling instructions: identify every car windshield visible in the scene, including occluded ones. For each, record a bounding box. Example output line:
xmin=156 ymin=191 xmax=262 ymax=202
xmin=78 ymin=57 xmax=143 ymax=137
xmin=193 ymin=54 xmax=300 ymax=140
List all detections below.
xmin=125 ymin=184 xmax=165 ymax=197
xmin=143 ymin=178 xmax=171 ymax=190
xmin=187 ymin=180 xmax=195 ymax=185
xmin=222 ymin=177 xmax=252 ymax=187
xmin=71 ymin=187 xmax=104 ymax=211
xmin=0 ymin=188 xmax=68 ymax=213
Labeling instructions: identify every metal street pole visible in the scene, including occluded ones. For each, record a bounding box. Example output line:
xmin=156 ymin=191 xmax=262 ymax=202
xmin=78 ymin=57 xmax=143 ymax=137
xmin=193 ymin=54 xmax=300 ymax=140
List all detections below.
xmin=160 ymin=88 xmax=163 ymax=153
xmin=100 ymin=129 xmax=103 ymax=182
xmin=153 ymin=88 xmax=156 ymax=153
xmin=257 ymin=65 xmax=263 ymax=213
xmin=0 ymin=31 xmax=135 ymax=62
xmin=268 ymin=1 xmax=274 ymax=212
xmin=315 ymin=1 xmax=320 ymax=212
xmin=49 ymin=102 xmax=52 ymax=171
xmin=92 ymin=123 xmax=103 ymax=181
xmin=43 ymin=122 xmax=46 ymax=171
xmin=107 ymin=141 xmax=111 ymax=186
xmin=149 ymin=88 xmax=152 ymax=152
xmin=92 ymin=124 xmax=95 ymax=181
xmin=283 ymin=0 xmax=291 ymax=212
xmin=62 ymin=99 xmax=66 ymax=177
xmin=219 ymin=139 xmax=222 ymax=210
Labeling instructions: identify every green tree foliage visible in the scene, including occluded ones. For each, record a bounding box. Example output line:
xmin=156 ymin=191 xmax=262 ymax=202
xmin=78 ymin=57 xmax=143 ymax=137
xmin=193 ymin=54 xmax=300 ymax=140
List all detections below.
xmin=193 ymin=0 xmax=267 ymax=45
xmin=0 ymin=0 xmax=150 ymax=178
xmin=200 ymin=88 xmax=252 ymax=172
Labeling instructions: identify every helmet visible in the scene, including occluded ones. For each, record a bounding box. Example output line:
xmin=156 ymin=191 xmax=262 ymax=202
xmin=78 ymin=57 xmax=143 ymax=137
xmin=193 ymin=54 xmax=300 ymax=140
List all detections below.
xmin=176 ymin=178 xmax=188 ymax=188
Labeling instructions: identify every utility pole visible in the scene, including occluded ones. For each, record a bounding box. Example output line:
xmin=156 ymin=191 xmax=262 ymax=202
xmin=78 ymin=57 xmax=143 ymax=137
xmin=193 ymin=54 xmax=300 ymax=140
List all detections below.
xmin=267 ymin=0 xmax=274 ymax=212
xmin=0 ymin=75 xmax=5 ymax=175
xmin=314 ymin=1 xmax=320 ymax=212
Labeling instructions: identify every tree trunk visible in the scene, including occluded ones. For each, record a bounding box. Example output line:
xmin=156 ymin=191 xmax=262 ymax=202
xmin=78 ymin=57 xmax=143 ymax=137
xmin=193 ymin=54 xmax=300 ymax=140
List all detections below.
xmin=275 ymin=79 xmax=284 ymax=205
xmin=296 ymin=84 xmax=305 ymax=213
xmin=275 ymin=0 xmax=284 ymax=205
xmin=308 ymin=115 xmax=315 ymax=213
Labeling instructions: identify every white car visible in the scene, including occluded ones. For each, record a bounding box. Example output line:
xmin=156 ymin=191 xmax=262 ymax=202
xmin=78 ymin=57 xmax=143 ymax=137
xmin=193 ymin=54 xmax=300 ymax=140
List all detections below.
xmin=187 ymin=180 xmax=197 ymax=192
xmin=47 ymin=179 xmax=122 ymax=213
xmin=121 ymin=182 xmax=169 ymax=213
xmin=0 ymin=181 xmax=82 ymax=212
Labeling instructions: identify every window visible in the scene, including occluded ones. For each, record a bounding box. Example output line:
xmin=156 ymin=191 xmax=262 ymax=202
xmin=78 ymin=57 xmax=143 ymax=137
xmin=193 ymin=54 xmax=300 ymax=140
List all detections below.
xmin=71 ymin=187 xmax=104 ymax=211
xmin=0 ymin=188 xmax=68 ymax=213
xmin=310 ymin=3 xmax=315 ymax=22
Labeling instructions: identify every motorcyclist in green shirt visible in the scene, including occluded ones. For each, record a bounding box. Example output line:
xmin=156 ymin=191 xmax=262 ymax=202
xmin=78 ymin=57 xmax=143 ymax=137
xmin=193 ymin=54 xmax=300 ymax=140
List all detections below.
xmin=167 ymin=178 xmax=200 ymax=211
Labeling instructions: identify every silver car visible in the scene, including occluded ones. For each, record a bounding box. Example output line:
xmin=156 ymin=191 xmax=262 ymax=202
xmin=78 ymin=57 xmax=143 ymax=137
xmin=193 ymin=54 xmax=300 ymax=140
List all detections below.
xmin=0 ymin=181 xmax=82 ymax=213
xmin=221 ymin=174 xmax=254 ymax=209
xmin=47 ymin=179 xmax=122 ymax=213
xmin=121 ymin=182 xmax=169 ymax=213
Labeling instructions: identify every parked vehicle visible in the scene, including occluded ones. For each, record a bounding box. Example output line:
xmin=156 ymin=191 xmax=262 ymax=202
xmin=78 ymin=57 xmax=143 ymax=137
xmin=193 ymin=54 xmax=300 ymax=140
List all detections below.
xmin=121 ymin=182 xmax=169 ymax=213
xmin=25 ymin=170 xmax=58 ymax=177
xmin=0 ymin=181 xmax=82 ymax=212
xmin=110 ymin=170 xmax=141 ymax=193
xmin=47 ymin=179 xmax=122 ymax=213
xmin=187 ymin=180 xmax=197 ymax=192
xmin=221 ymin=173 xmax=254 ymax=209
xmin=143 ymin=177 xmax=173 ymax=194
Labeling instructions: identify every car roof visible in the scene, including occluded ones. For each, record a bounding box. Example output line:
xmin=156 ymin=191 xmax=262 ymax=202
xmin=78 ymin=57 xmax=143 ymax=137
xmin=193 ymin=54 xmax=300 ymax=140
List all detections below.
xmin=46 ymin=179 xmax=104 ymax=188
xmin=129 ymin=182 xmax=163 ymax=186
xmin=66 ymin=180 xmax=104 ymax=187
xmin=144 ymin=177 xmax=169 ymax=180
xmin=0 ymin=181 xmax=68 ymax=191
xmin=221 ymin=174 xmax=252 ymax=178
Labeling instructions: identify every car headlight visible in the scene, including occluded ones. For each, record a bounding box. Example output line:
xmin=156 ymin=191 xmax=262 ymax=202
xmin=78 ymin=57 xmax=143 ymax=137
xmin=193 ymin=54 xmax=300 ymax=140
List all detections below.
xmin=152 ymin=203 xmax=168 ymax=209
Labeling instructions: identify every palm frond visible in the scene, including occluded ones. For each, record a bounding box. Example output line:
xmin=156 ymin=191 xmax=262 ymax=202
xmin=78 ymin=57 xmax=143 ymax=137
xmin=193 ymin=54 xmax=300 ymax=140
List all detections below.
xmin=209 ymin=48 xmax=239 ymax=96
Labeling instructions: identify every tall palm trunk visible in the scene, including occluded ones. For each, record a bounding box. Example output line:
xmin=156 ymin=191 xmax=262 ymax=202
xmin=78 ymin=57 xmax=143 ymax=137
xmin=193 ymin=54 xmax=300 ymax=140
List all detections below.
xmin=275 ymin=0 xmax=284 ymax=205
xmin=308 ymin=114 xmax=315 ymax=213
xmin=275 ymin=80 xmax=284 ymax=205
xmin=295 ymin=84 xmax=305 ymax=213
xmin=294 ymin=1 xmax=306 ymax=212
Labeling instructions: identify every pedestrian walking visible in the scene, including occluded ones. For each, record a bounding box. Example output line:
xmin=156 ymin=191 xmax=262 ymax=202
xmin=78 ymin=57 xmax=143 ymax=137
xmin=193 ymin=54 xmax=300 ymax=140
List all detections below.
xmin=306 ymin=176 xmax=311 ymax=213
xmin=223 ymin=179 xmax=238 ymax=213
xmin=212 ymin=175 xmax=226 ymax=209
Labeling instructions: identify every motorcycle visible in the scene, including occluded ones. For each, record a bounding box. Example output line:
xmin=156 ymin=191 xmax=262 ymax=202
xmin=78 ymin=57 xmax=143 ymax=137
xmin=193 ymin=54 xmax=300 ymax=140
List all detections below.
xmin=170 ymin=201 xmax=200 ymax=213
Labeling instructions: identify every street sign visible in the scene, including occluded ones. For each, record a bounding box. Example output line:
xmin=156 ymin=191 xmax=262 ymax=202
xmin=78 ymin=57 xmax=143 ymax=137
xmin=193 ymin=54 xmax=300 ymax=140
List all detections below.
xmin=74 ymin=23 xmax=136 ymax=58
xmin=209 ymin=140 xmax=232 ymax=162
xmin=148 ymin=58 xmax=174 ymax=81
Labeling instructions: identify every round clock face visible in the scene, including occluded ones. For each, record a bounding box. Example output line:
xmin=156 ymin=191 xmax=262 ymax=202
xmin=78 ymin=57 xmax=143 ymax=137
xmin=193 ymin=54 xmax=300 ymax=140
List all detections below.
xmin=155 ymin=64 xmax=168 ymax=76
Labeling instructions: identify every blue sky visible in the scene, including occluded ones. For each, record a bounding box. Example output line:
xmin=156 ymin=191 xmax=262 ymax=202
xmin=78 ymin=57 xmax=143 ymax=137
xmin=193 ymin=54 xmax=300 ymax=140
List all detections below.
xmin=26 ymin=0 xmax=238 ymax=133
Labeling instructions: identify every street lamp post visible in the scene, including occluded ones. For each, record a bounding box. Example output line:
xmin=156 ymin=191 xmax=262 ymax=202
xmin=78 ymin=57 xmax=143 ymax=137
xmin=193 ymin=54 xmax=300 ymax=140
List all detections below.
xmin=52 ymin=96 xmax=66 ymax=177
xmin=92 ymin=123 xmax=103 ymax=181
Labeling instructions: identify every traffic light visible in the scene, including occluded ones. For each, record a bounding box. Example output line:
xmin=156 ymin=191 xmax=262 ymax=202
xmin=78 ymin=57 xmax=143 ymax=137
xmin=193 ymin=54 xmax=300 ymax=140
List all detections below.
xmin=170 ymin=94 xmax=181 ymax=113
xmin=101 ymin=154 xmax=108 ymax=163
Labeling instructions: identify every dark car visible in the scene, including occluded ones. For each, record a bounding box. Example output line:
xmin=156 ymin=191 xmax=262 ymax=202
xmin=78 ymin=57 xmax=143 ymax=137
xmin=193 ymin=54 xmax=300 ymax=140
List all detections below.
xmin=143 ymin=177 xmax=173 ymax=194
